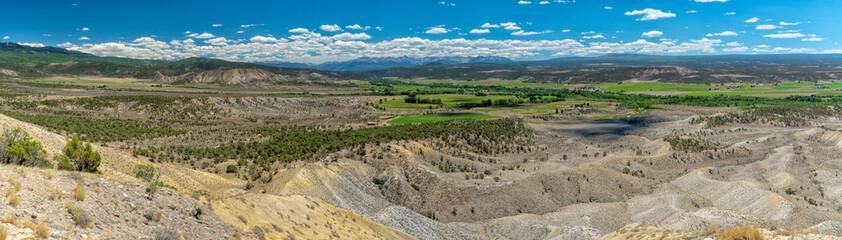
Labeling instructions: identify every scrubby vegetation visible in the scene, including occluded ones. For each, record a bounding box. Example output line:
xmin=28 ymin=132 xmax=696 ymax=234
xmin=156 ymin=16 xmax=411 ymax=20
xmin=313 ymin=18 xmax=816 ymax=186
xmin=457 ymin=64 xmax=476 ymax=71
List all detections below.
xmin=56 ymin=136 xmax=101 ymax=173
xmin=718 ymin=225 xmax=764 ymax=240
xmin=0 ymin=128 xmax=50 ymax=168
xmin=692 ymin=104 xmax=842 ymax=128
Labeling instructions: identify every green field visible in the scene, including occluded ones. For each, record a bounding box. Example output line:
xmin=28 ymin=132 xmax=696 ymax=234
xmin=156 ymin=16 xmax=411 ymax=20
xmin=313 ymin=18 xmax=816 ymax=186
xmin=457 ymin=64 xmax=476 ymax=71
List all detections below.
xmin=388 ymin=112 xmax=499 ymax=124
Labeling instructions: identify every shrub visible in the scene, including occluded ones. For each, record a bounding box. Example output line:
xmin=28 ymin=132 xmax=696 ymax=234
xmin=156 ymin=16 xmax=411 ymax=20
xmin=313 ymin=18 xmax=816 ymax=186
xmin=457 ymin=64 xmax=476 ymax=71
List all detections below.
xmin=144 ymin=209 xmax=162 ymax=222
xmin=135 ymin=164 xmax=157 ymax=182
xmin=719 ymin=225 xmax=764 ymax=240
xmin=0 ymin=128 xmax=51 ymax=168
xmin=56 ymin=136 xmax=101 ymax=173
xmin=7 ymin=192 xmax=18 ymax=207
xmin=154 ymin=227 xmax=180 ymax=240
xmin=226 ymin=165 xmax=238 ymax=173
xmin=74 ymin=182 xmax=85 ymax=201
xmin=66 ymin=203 xmax=92 ymax=227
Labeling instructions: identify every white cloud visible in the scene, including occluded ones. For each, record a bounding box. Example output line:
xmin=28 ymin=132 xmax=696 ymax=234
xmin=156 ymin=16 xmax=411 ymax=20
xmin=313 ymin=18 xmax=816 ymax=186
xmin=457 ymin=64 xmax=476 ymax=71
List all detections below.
xmin=712 ymin=31 xmax=738 ymax=36
xmin=694 ymin=0 xmax=727 ymax=2
xmin=289 ymin=28 xmax=311 ymax=33
xmin=500 ymin=22 xmax=521 ymax=30
xmin=723 ymin=46 xmax=748 ymax=52
xmin=539 ymin=1 xmax=550 ymax=4
xmin=470 ymin=29 xmax=491 ymax=34
xmin=625 ymin=9 xmax=676 ymax=21
xmin=187 ymin=32 xmax=216 ymax=39
xmin=250 ymin=36 xmax=284 ymax=43
xmin=802 ymin=38 xmax=825 ymax=42
xmin=725 ymin=42 xmax=741 ymax=47
xmin=481 ymin=23 xmax=500 ymax=28
xmin=511 ymin=30 xmax=551 ymax=36
xmin=518 ymin=0 xmax=531 ymax=4
xmin=212 ymin=24 xmax=223 ymax=27
xmin=583 ymin=34 xmax=606 ymax=39
xmin=78 ymin=37 xmax=90 ymax=40
xmin=425 ymin=27 xmax=449 ymax=34
xmin=58 ymin=42 xmax=74 ymax=48
xmin=604 ymin=6 xmax=613 ymax=10
xmin=562 ymin=29 xmax=571 ymax=33
xmin=81 ymin=27 xmax=90 ymax=31
xmin=203 ymin=37 xmax=231 ymax=46
xmin=236 ymin=30 xmax=244 ymax=34
xmin=756 ymin=24 xmax=779 ymax=30
xmin=779 ymin=21 xmax=801 ymax=26
xmin=686 ymin=10 xmax=697 ymax=13
xmin=744 ymin=17 xmax=759 ymax=23
xmin=319 ymin=24 xmax=343 ymax=32
xmin=19 ymin=43 xmax=45 ymax=47
xmin=641 ymin=31 xmax=663 ymax=38
xmin=346 ymin=24 xmax=371 ymax=30
xmin=241 ymin=24 xmax=264 ymax=28
xmin=330 ymin=32 xmax=372 ymax=40
xmin=763 ymin=33 xmax=806 ymax=38
xmin=723 ymin=12 xmax=735 ymax=15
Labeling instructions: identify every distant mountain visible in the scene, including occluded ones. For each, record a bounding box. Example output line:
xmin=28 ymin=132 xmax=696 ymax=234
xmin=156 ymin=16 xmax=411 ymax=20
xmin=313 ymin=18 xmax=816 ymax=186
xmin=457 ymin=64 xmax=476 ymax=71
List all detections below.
xmin=0 ymin=42 xmax=366 ymax=85
xmin=368 ymin=54 xmax=842 ymax=84
xmin=257 ymin=56 xmax=513 ymax=72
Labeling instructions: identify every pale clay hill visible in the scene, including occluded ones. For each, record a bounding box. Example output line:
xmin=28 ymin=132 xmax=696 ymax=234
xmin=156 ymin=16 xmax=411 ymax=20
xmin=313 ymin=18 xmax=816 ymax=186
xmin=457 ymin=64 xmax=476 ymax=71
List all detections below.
xmin=3 ymin=106 xmax=842 ymax=239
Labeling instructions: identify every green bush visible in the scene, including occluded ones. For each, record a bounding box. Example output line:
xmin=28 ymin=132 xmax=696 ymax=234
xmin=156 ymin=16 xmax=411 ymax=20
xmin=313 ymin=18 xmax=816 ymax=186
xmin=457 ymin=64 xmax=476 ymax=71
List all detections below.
xmin=134 ymin=164 xmax=157 ymax=182
xmin=0 ymin=128 xmax=51 ymax=168
xmin=66 ymin=202 xmax=92 ymax=228
xmin=56 ymin=136 xmax=101 ymax=173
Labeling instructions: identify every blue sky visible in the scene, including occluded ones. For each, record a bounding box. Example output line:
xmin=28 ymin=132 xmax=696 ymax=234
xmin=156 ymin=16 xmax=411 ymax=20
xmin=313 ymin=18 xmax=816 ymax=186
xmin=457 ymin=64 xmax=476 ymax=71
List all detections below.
xmin=3 ymin=0 xmax=840 ymax=63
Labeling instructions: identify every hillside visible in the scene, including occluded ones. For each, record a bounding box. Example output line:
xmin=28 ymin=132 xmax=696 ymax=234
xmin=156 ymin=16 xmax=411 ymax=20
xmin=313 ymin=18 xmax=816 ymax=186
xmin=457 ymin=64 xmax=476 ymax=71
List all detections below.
xmin=0 ymin=42 xmax=366 ymax=86
xmin=366 ymin=54 xmax=842 ymax=83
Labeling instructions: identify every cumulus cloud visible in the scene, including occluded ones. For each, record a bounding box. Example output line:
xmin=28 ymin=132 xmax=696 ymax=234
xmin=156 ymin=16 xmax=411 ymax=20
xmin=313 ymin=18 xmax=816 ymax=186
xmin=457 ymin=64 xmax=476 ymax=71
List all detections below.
xmin=641 ymin=31 xmax=663 ymax=38
xmin=212 ymin=24 xmax=223 ymax=27
xmin=763 ymin=33 xmax=806 ymax=38
xmin=756 ymin=24 xmax=779 ymax=30
xmin=289 ymin=28 xmax=311 ymax=33
xmin=187 ymin=32 xmax=216 ymax=39
xmin=511 ymin=30 xmax=551 ymax=36
xmin=425 ymin=27 xmax=449 ymax=34
xmin=802 ymin=38 xmax=825 ymax=42
xmin=518 ymin=0 xmax=531 ymax=4
xmin=481 ymin=23 xmax=500 ymax=28
xmin=500 ymin=22 xmax=521 ymax=30
xmin=723 ymin=12 xmax=736 ymax=15
xmin=725 ymin=42 xmax=741 ymax=47
xmin=330 ymin=32 xmax=372 ymax=40
xmin=711 ymin=31 xmax=738 ymax=36
xmin=60 ymin=32 xmax=741 ymax=64
xmin=250 ymin=36 xmax=284 ymax=43
xmin=319 ymin=24 xmax=343 ymax=32
xmin=19 ymin=43 xmax=46 ymax=47
xmin=470 ymin=29 xmax=490 ymax=34
xmin=241 ymin=24 xmax=264 ymax=28
xmin=2 ymin=36 xmax=9 ymax=39
xmin=78 ymin=37 xmax=90 ymax=40
xmin=686 ymin=10 xmax=697 ymax=13
xmin=779 ymin=21 xmax=801 ymax=26
xmin=745 ymin=17 xmax=759 ymax=23
xmin=723 ymin=46 xmax=748 ymax=52
xmin=604 ymin=6 xmax=613 ymax=10
xmin=81 ymin=27 xmax=90 ymax=31
xmin=625 ymin=9 xmax=676 ymax=21
xmin=539 ymin=1 xmax=549 ymax=4
xmin=345 ymin=24 xmax=371 ymax=30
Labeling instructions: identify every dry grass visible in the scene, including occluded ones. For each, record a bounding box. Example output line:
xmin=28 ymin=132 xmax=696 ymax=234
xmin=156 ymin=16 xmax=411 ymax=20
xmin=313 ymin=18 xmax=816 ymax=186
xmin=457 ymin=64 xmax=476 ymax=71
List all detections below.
xmin=66 ymin=202 xmax=92 ymax=228
xmin=719 ymin=225 xmax=765 ymax=240
xmin=48 ymin=184 xmax=62 ymax=200
xmin=23 ymin=220 xmax=49 ymax=239
xmin=16 ymin=168 xmax=26 ymax=178
xmin=6 ymin=178 xmax=20 ymax=192
xmin=42 ymin=170 xmax=53 ymax=180
xmin=74 ymin=182 xmax=85 ymax=201
xmin=0 ymin=223 xmax=6 ymax=240
xmin=2 ymin=215 xmax=16 ymax=226
xmin=7 ymin=192 xmax=18 ymax=207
